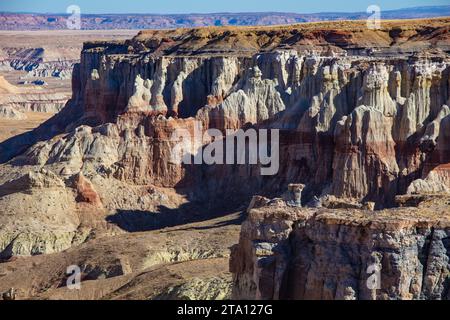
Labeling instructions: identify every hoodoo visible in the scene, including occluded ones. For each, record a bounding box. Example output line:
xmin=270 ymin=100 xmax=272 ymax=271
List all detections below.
xmin=0 ymin=17 xmax=450 ymax=300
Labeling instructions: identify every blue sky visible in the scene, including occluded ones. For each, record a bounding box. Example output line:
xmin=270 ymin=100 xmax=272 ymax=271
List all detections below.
xmin=0 ymin=0 xmax=448 ymax=14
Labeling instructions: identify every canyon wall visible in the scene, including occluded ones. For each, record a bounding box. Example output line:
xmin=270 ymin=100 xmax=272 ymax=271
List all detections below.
xmin=0 ymin=31 xmax=137 ymax=123
xmin=15 ymin=19 xmax=450 ymax=205
xmin=230 ymin=196 xmax=450 ymax=300
xmin=0 ymin=19 xmax=450 ymax=258
xmin=0 ymin=47 xmax=77 ymax=80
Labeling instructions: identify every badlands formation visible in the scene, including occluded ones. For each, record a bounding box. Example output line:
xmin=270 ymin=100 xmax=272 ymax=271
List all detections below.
xmin=0 ymin=18 xmax=450 ymax=299
xmin=0 ymin=31 xmax=137 ymax=141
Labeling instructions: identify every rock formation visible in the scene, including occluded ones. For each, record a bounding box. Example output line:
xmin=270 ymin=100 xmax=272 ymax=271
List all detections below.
xmin=230 ymin=196 xmax=450 ymax=300
xmin=0 ymin=105 xmax=26 ymax=119
xmin=0 ymin=47 xmax=76 ymax=80
xmin=0 ymin=31 xmax=136 ymax=123
xmin=0 ymin=18 xmax=449 ymax=299
xmin=0 ymin=77 xmax=69 ymax=119
xmin=1 ymin=7 xmax=449 ymax=30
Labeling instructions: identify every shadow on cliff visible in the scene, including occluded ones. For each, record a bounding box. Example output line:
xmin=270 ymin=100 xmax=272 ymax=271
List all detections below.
xmin=106 ymin=203 xmax=245 ymax=232
xmin=105 ymin=112 xmax=303 ymax=233
xmin=0 ymin=64 xmax=96 ymax=164
xmin=0 ymin=97 xmax=87 ymax=164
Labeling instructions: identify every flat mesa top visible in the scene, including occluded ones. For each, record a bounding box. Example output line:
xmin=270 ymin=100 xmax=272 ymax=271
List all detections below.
xmin=136 ymin=17 xmax=450 ymax=35
xmin=249 ymin=195 xmax=450 ymax=230
xmin=81 ymin=17 xmax=450 ymax=56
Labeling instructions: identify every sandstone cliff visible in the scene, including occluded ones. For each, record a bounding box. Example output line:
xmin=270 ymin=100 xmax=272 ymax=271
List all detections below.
xmin=231 ymin=196 xmax=450 ymax=300
xmin=0 ymin=19 xmax=449 ymax=259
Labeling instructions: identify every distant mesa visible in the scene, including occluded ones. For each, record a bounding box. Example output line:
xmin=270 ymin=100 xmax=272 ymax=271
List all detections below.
xmin=0 ymin=6 xmax=449 ymax=30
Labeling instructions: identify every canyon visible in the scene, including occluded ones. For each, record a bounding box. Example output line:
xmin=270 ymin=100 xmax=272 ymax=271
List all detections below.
xmin=0 ymin=18 xmax=449 ymax=300
xmin=0 ymin=30 xmax=137 ymax=141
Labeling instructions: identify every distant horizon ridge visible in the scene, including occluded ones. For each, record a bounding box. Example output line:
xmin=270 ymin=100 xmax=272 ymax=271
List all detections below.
xmin=1 ymin=4 xmax=449 ymax=16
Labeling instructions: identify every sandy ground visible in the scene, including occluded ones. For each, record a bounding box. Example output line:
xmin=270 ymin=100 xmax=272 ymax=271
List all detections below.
xmin=0 ymin=212 xmax=243 ymax=300
xmin=0 ymin=112 xmax=53 ymax=142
